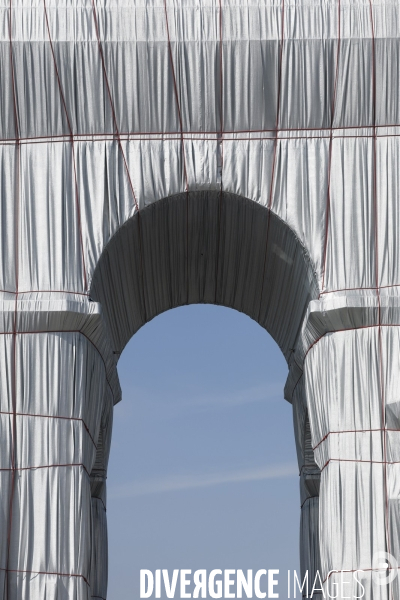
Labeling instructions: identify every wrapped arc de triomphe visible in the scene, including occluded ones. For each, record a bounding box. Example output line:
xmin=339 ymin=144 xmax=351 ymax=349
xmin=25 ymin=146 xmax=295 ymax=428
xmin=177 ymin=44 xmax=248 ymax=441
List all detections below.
xmin=1 ymin=1 xmax=400 ymax=598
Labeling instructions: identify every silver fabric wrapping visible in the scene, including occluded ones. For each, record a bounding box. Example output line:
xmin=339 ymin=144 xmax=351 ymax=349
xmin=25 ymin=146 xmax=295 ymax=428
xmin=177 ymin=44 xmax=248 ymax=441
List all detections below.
xmin=0 ymin=1 xmax=399 ymax=598
xmin=292 ymin=377 xmax=321 ymax=587
xmin=305 ymin=328 xmax=400 ymax=598
xmin=0 ymin=331 xmax=109 ymax=599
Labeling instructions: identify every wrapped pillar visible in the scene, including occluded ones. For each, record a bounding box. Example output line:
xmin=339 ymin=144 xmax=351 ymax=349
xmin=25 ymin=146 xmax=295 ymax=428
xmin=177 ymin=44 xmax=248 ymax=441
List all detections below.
xmin=0 ymin=298 xmax=119 ymax=600
xmin=305 ymin=325 xmax=400 ymax=599
xmin=292 ymin=377 xmax=322 ymax=589
xmin=90 ymin=387 xmax=114 ymax=600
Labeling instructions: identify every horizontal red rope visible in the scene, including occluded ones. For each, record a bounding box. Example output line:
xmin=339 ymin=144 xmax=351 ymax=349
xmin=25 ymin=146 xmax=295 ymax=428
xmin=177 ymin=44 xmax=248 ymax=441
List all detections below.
xmin=0 ymin=567 xmax=90 ymax=587
xmin=1 ymin=132 xmax=400 ymax=146
xmin=323 ymin=565 xmax=400 ymax=585
xmin=300 ymin=495 xmax=319 ymax=509
xmin=0 ymin=121 xmax=400 ymax=143
xmin=319 ymin=282 xmax=400 ymax=296
xmin=0 ymin=329 xmax=117 ymax=404
xmin=290 ymin=323 xmax=400 ymax=399
xmin=0 ymin=289 xmax=91 ymax=296
xmin=321 ymin=457 xmax=400 ymax=473
xmin=313 ymin=428 xmax=400 ymax=452
xmin=0 ymin=462 xmax=90 ymax=476
xmin=3 ymin=283 xmax=400 ymax=301
xmin=0 ymin=411 xmax=97 ymax=449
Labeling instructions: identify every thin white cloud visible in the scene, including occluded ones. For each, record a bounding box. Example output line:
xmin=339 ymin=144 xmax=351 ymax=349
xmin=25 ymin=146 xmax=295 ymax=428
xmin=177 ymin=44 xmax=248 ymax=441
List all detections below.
xmin=117 ymin=383 xmax=283 ymax=417
xmin=109 ymin=463 xmax=298 ymax=499
xmin=186 ymin=383 xmax=283 ymax=409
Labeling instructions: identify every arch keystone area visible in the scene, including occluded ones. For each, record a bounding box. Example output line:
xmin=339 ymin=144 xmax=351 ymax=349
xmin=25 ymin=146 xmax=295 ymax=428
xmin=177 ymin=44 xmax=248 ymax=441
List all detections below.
xmin=1 ymin=1 xmax=400 ymax=598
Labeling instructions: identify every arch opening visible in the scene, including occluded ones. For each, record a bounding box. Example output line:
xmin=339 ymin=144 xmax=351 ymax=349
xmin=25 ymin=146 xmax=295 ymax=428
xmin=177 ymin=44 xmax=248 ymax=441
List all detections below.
xmin=106 ymin=303 xmax=300 ymax=598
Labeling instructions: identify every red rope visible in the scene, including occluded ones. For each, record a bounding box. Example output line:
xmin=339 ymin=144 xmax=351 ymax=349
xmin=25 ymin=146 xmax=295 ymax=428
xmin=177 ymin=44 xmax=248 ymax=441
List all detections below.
xmin=0 ymin=567 xmax=90 ymax=587
xmin=42 ymin=0 xmax=88 ymax=292
xmin=0 ymin=289 xmax=91 ymax=296
xmin=313 ymin=427 xmax=400 ymax=452
xmin=1 ymin=130 xmax=400 ymax=146
xmin=163 ymin=0 xmax=190 ymax=304
xmin=0 ymin=463 xmax=90 ymax=476
xmin=91 ymin=0 xmax=147 ymax=324
xmin=257 ymin=0 xmax=285 ymax=324
xmin=163 ymin=1 xmax=189 ymax=193
xmin=0 ymin=329 xmax=117 ymax=404
xmin=320 ymin=282 xmax=400 ymax=295
xmin=368 ymin=3 xmax=392 ymax=587
xmin=321 ymin=0 xmax=341 ymax=292
xmin=291 ymin=322 xmax=400 ymax=401
xmin=323 ymin=565 xmax=400 ymax=586
xmin=6 ymin=2 xmax=20 ymax=596
xmin=2 ymin=122 xmax=400 ymax=143
xmin=321 ymin=457 xmax=400 ymax=473
xmin=0 ymin=411 xmax=97 ymax=449
xmin=214 ymin=0 xmax=225 ymax=305
xmin=90 ymin=0 xmax=138 ymax=214
xmin=300 ymin=496 xmax=319 ymax=510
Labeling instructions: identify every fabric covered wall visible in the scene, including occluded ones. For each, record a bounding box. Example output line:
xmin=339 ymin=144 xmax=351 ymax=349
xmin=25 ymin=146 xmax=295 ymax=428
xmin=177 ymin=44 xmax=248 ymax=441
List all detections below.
xmin=1 ymin=1 xmax=400 ymax=598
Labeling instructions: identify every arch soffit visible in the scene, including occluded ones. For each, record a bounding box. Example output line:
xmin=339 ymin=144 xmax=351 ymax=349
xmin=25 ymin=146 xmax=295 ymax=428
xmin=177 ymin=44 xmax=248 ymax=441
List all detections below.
xmin=91 ymin=192 xmax=319 ymax=363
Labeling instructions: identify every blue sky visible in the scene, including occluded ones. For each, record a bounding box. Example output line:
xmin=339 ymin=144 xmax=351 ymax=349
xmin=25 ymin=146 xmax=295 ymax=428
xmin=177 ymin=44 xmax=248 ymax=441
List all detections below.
xmin=106 ymin=304 xmax=300 ymax=598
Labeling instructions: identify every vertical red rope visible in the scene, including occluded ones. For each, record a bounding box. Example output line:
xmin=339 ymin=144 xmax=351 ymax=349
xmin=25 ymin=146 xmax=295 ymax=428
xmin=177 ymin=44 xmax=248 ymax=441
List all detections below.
xmin=90 ymin=0 xmax=147 ymax=324
xmin=42 ymin=0 xmax=88 ymax=292
xmin=214 ymin=0 xmax=224 ymax=305
xmin=257 ymin=0 xmax=285 ymax=324
xmin=163 ymin=0 xmax=189 ymax=192
xmin=218 ymin=0 xmax=224 ymax=162
xmin=5 ymin=1 xmax=19 ymax=596
xmin=368 ymin=2 xmax=392 ymax=595
xmin=90 ymin=0 xmax=138 ymax=213
xmin=163 ymin=0 xmax=190 ymax=304
xmin=320 ymin=0 xmax=341 ymax=294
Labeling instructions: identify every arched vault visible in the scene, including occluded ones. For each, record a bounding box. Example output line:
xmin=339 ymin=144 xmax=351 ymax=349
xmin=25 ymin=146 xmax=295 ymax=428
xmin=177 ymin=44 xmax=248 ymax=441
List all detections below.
xmin=91 ymin=192 xmax=319 ymax=357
